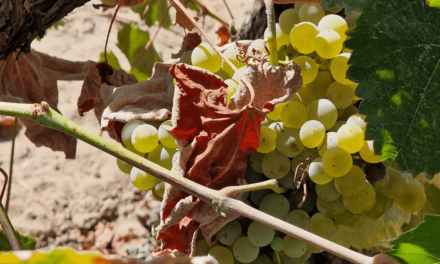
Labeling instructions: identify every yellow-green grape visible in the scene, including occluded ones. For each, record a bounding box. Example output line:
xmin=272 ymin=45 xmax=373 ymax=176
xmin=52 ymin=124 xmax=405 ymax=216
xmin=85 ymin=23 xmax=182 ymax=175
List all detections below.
xmin=276 ymin=127 xmax=305 ymax=158
xmin=179 ymin=51 xmax=192 ymax=65
xmin=261 ymin=117 xmax=273 ymax=127
xmin=279 ymin=8 xmax=301 ymax=34
xmin=260 ymin=193 xmax=290 ymax=219
xmin=148 ymin=145 xmax=176 ymax=170
xmin=283 ymin=236 xmax=307 ymax=258
xmin=191 ymin=43 xmax=222 ymax=73
xmin=298 ymin=3 xmax=325 ymax=25
xmin=269 ymin=122 xmax=284 ymax=134
xmin=338 ymin=105 xmax=358 ymax=121
xmin=342 ymin=47 xmax=353 ymax=53
xmin=215 ymin=68 xmax=231 ymax=80
xmin=299 ymin=250 xmax=312 ymax=263
xmin=284 ymin=209 xmax=310 ymax=231
xmin=331 ymin=53 xmax=354 ymax=85
xmin=121 ymin=120 xmax=144 ymax=149
xmin=347 ymin=114 xmax=367 ymax=133
xmin=372 ymin=170 xmax=390 ymax=192
xmin=249 ymin=152 xmax=265 ymax=173
xmin=316 ymin=196 xmax=346 ymax=218
xmin=342 ymin=182 xmax=376 ymax=213
xmin=291 ymin=148 xmax=318 ymax=174
xmin=322 ymin=147 xmax=352 ymax=177
xmin=290 ymin=87 xmax=316 ymax=107
xmin=292 ymin=56 xmax=318 ymax=84
xmin=216 ymin=220 xmax=242 ymax=246
xmin=233 ymin=237 xmax=259 ymax=263
xmin=365 ymin=193 xmax=391 ymax=220
xmin=232 ymin=66 xmax=247 ymax=82
xmin=209 ymin=246 xmax=234 ymax=264
xmin=264 ymin=23 xmax=290 ymax=49
xmin=222 ymin=47 xmax=247 ymax=76
xmin=261 ymin=150 xmax=291 ymax=179
xmin=337 ymin=108 xmax=345 ymax=118
xmin=318 ymin=132 xmax=338 ymax=156
xmin=345 ymin=12 xmax=361 ymax=30
xmin=258 ymin=127 xmax=277 ymax=153
xmin=299 ymin=120 xmax=326 ymax=148
xmin=359 ymin=140 xmax=382 ymax=163
xmin=336 ymin=124 xmax=364 ymax=153
xmin=351 ymin=214 xmax=368 ymax=229
xmin=289 ymin=22 xmax=320 ymax=54
xmin=247 ymin=39 xmax=268 ymax=55
xmin=152 ymin=179 xmax=165 ymax=201
xmin=307 ymin=213 xmax=335 ymax=253
xmin=329 ymin=121 xmax=346 ymax=133
xmin=315 ymin=30 xmax=343 ymax=59
xmin=394 ymin=179 xmax=426 ymax=213
xmin=196 ymin=240 xmax=218 ymax=256
xmin=130 ymin=167 xmax=155 ymax=190
xmin=326 ymin=6 xmax=343 ymax=13
xmin=334 ymin=210 xmax=360 ymax=227
xmin=380 ymin=167 xmax=409 ymax=199
xmin=351 ymin=83 xmax=362 ymax=100
xmin=309 ymin=157 xmax=334 ymax=184
xmin=131 ymin=124 xmax=159 ymax=153
xmin=327 ymin=82 xmax=354 ymax=109
xmin=316 ymin=179 xmax=341 ymax=201
xmin=158 ymin=120 xmax=177 ymax=149
xmin=318 ymin=14 xmax=348 ymax=41
xmin=225 ymin=79 xmax=239 ymax=103
xmin=266 ymin=103 xmax=286 ymax=121
xmin=281 ymin=102 xmax=308 ymax=129
xmin=306 ymin=71 xmax=332 ymax=99
xmin=248 ymin=221 xmax=275 ymax=247
xmin=307 ymin=99 xmax=338 ymax=130
xmin=117 ymin=158 xmax=133 ymax=174
xmin=334 ymin=165 xmax=367 ymax=196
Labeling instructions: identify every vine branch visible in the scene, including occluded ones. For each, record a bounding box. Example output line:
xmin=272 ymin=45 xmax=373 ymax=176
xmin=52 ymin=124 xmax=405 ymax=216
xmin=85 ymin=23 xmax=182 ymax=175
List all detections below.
xmin=5 ymin=117 xmax=17 ymax=213
xmin=264 ymin=0 xmax=278 ymax=66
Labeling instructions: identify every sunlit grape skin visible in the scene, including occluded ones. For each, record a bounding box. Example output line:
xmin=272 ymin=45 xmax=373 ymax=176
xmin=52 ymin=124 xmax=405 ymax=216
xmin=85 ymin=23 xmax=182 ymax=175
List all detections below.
xmin=307 ymin=99 xmax=338 ymax=130
xmin=299 ymin=120 xmax=326 ymax=148
xmin=191 ymin=43 xmax=222 ymax=73
xmin=315 ymin=30 xmax=343 ymax=59
xmin=336 ymin=124 xmax=364 ymax=154
xmin=290 ymin=22 xmax=320 ymax=54
xmin=334 ymin=165 xmax=366 ymax=196
xmin=309 ymin=157 xmax=334 ymax=184
xmin=322 ymin=147 xmax=353 ymax=177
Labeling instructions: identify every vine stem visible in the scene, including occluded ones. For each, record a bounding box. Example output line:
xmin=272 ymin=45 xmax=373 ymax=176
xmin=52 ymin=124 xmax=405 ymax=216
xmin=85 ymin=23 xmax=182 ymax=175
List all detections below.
xmin=5 ymin=117 xmax=17 ymax=212
xmin=195 ymin=1 xmax=229 ymax=26
xmin=0 ymin=102 xmax=378 ymax=264
xmin=264 ymin=0 xmax=278 ymax=66
xmin=170 ymin=0 xmax=256 ymax=106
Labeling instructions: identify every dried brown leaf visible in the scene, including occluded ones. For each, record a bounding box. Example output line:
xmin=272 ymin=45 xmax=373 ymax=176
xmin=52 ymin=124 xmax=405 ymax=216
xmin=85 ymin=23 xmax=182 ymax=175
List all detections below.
xmin=172 ymin=0 xmax=199 ymax=31
xmin=216 ymin=25 xmax=230 ymax=47
xmin=171 ymin=33 xmax=202 ymax=59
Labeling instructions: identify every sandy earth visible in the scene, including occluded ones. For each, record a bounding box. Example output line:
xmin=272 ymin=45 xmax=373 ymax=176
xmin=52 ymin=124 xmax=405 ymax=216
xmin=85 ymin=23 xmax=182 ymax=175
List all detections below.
xmin=0 ymin=0 xmax=253 ymax=258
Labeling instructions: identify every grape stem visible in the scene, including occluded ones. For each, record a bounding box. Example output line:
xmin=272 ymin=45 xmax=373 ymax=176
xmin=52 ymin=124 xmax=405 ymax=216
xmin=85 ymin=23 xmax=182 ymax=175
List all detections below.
xmin=221 ymin=179 xmax=287 ymax=195
xmin=0 ymin=102 xmax=384 ymax=264
xmin=264 ymin=0 xmax=278 ymax=66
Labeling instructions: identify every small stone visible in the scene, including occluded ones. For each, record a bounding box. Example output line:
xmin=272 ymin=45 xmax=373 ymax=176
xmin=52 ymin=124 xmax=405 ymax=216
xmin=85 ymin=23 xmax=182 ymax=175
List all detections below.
xmin=72 ymin=212 xmax=101 ymax=230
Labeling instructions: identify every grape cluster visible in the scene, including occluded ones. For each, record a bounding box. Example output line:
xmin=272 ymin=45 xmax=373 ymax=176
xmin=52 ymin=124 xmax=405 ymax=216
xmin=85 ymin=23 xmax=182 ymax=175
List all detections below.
xmin=115 ymin=3 xmax=427 ymax=264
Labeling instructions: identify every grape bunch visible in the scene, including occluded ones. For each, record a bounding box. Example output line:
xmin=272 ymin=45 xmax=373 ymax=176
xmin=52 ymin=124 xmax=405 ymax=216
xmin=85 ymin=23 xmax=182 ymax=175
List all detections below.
xmin=116 ymin=3 xmax=427 ymax=264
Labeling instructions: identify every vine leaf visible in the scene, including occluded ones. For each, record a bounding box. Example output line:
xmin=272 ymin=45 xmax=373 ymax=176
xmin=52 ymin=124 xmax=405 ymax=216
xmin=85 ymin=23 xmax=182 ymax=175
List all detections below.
xmin=131 ymin=0 xmax=172 ymax=29
xmin=0 ymin=50 xmax=96 ymax=158
xmin=99 ymin=51 xmax=122 ymax=70
xmin=172 ymin=33 xmax=202 ymax=59
xmin=426 ymin=0 xmax=440 ymax=8
xmin=386 ymin=215 xmax=440 ymax=264
xmin=0 ymin=230 xmax=36 ymax=250
xmin=171 ymin=0 xmax=199 ymax=31
xmin=216 ymin=25 xmax=230 ymax=47
xmin=346 ymin=0 xmax=440 ymax=179
xmin=321 ymin=0 xmax=365 ymax=14
xmin=154 ymin=57 xmax=301 ymax=256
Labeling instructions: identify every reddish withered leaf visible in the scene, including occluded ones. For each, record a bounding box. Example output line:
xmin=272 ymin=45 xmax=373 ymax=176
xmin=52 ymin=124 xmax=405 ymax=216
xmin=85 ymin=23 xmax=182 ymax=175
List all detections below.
xmin=172 ymin=0 xmax=199 ymax=31
xmin=216 ymin=25 xmax=230 ymax=47
xmin=172 ymin=33 xmax=202 ymax=59
xmin=153 ymin=57 xmax=302 ymax=256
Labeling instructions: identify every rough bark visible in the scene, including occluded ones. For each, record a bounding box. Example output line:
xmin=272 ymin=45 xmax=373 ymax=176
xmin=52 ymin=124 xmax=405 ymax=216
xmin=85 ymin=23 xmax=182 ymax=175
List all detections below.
xmin=0 ymin=0 xmax=90 ymax=61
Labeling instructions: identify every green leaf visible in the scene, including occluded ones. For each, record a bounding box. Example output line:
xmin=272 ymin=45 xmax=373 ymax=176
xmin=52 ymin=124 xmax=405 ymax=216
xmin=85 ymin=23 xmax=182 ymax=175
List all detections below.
xmin=132 ymin=0 xmax=171 ymax=29
xmin=116 ymin=23 xmax=162 ymax=81
xmin=0 ymin=230 xmax=36 ymax=251
xmin=387 ymin=215 xmax=440 ymax=264
xmin=321 ymin=0 xmax=365 ymax=14
xmin=346 ymin=0 xmax=440 ymax=179
xmin=98 ymin=51 xmax=122 ymax=70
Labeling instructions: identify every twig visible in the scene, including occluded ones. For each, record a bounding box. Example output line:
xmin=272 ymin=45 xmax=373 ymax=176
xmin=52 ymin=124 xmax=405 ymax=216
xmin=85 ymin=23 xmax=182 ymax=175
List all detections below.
xmin=195 ymin=1 xmax=229 ymax=26
xmin=222 ymin=0 xmax=234 ymax=25
xmin=223 ymin=179 xmax=287 ymax=196
xmin=132 ymin=5 xmax=171 ymax=69
xmin=0 ymin=196 xmax=23 ymax=250
xmin=5 ymin=117 xmax=17 ymax=213
xmin=0 ymin=168 xmax=8 ymax=202
xmin=264 ymin=0 xmax=278 ymax=66
xmin=103 ymin=0 xmax=123 ymax=63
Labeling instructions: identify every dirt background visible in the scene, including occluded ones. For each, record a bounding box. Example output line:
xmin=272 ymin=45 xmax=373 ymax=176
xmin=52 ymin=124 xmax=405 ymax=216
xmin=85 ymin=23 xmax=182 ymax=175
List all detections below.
xmin=0 ymin=0 xmax=253 ymax=259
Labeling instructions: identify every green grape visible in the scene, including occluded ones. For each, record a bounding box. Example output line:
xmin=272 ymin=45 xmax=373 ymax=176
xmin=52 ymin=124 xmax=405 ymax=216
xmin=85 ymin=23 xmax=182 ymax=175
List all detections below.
xmin=334 ymin=210 xmax=360 ymax=227
xmin=317 ymin=132 xmax=338 ymax=157
xmin=195 ymin=240 xmax=218 ymax=256
xmin=250 ymin=254 xmax=272 ymax=264
xmin=306 ymin=71 xmax=332 ymax=99
xmin=158 ymin=120 xmax=177 ymax=149
xmin=291 ymin=148 xmax=318 ymax=176
xmin=337 ymin=108 xmax=345 ymax=118
xmin=117 ymin=158 xmax=133 ymax=174
xmin=299 ymin=120 xmax=325 ymax=148
xmin=268 ymin=122 xmax=284 ymax=134
xmin=232 ymin=66 xmax=247 ymax=82
xmin=248 ymin=221 xmax=275 ymax=247
xmin=307 ymin=99 xmax=338 ymax=130
xmin=130 ymin=167 xmax=155 ymax=190
xmin=327 ymin=82 xmax=354 ymax=109
xmin=216 ymin=220 xmax=242 ymax=246
xmin=131 ymin=124 xmax=159 ymax=153
xmin=280 ymin=102 xmax=308 ymax=129
xmin=328 ymin=121 xmax=346 ymax=133
xmin=261 ymin=150 xmax=291 ymax=179
xmin=276 ymin=127 xmax=305 ymax=158
xmin=266 ymin=103 xmax=286 ymax=121
xmin=232 ymin=237 xmax=259 ymax=263
xmin=336 ymin=124 xmax=364 ymax=153
xmin=225 ymin=79 xmax=239 ymax=103
xmin=292 ymin=56 xmax=318 ymax=84
xmin=351 ymin=214 xmax=367 ymax=229
xmin=222 ymin=47 xmax=247 ymax=76
xmin=172 ymin=151 xmax=180 ymax=166
xmin=278 ymin=169 xmax=295 ymax=189
xmin=283 ymin=236 xmax=307 ymax=258
xmin=270 ymin=237 xmax=284 ymax=252
xmin=250 ymin=189 xmax=273 ymax=206
xmin=215 ymin=68 xmax=231 ymax=80
xmin=279 ymin=8 xmax=301 ymax=34
xmin=257 ymin=127 xmax=277 ymax=153
xmin=372 ymin=170 xmax=390 ymax=192
xmin=326 ymin=6 xmax=343 ymax=13
xmin=315 ymin=30 xmax=343 ymax=59
xmin=342 ymin=182 xmax=376 ymax=213
xmin=179 ymin=51 xmax=193 ymax=65
xmin=145 ymin=120 xmax=163 ymax=130
xmin=315 ymin=179 xmax=341 ymax=201
xmin=298 ymin=250 xmax=312 ymax=263
xmin=290 ymin=22 xmax=320 ymax=54
xmin=316 ymin=196 xmax=346 ymax=218
xmin=151 ymin=219 xmax=160 ymax=238
xmin=345 ymin=12 xmax=361 ymax=30
xmin=318 ymin=14 xmax=348 ymax=41
xmin=346 ymin=114 xmax=367 ymax=133
xmin=288 ymin=189 xmax=316 ymax=213
xmin=394 ymin=179 xmax=426 ymax=213
xmin=209 ymin=246 xmax=234 ymax=264
xmin=247 ymin=39 xmax=268 ymax=55
xmin=153 ymin=179 xmax=165 ymax=197
xmin=334 ymin=165 xmax=366 ymax=196
xmin=192 ymin=43 xmax=222 ymax=73
xmin=308 ymin=213 xmax=335 ymax=252
xmin=264 ymin=23 xmax=290 ymax=49
xmin=359 ymin=140 xmax=382 ymax=163
xmin=338 ymin=105 xmax=358 ymax=121
xmin=309 ymin=157 xmax=334 ymax=184
xmin=284 ymin=209 xmax=310 ymax=230
xmin=290 ymin=87 xmax=316 ymax=107
xmin=380 ymin=167 xmax=408 ymax=199
xmin=298 ymin=3 xmax=325 ymax=25
xmin=322 ymin=147 xmax=352 ymax=177
xmin=249 ymin=152 xmax=265 ymax=173
xmin=121 ymin=120 xmax=144 ymax=149
xmin=148 ymin=145 xmax=176 ymax=170
xmin=245 ymin=165 xmax=264 ymax=184
xmin=330 ymin=53 xmax=353 ymax=85
xmin=365 ymin=193 xmax=391 ymax=220
xmin=260 ymin=193 xmax=290 ymax=219
xmin=279 ymin=255 xmax=301 ymax=264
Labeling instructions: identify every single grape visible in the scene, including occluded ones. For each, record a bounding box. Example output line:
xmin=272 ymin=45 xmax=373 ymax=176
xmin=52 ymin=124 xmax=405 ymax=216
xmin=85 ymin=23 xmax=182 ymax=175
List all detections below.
xmin=316 ymin=196 xmax=346 ymax=218
xmin=315 ymin=30 xmax=343 ymax=59
xmin=315 ymin=179 xmax=341 ymax=201
xmin=306 ymin=71 xmax=332 ymax=99
xmin=345 ymin=12 xmax=361 ymax=30
xmin=299 ymin=120 xmax=326 ymax=148
xmin=346 ymin=114 xmax=367 ymax=133
xmin=154 ymin=178 xmax=165 ymax=196
xmin=334 ymin=165 xmax=367 ymax=196
xmin=298 ymin=3 xmax=325 ymax=25
xmin=359 ymin=140 xmax=382 ymax=163
xmin=179 ymin=51 xmax=192 ymax=65
xmin=280 ymin=102 xmax=308 ymax=129
xmin=195 ymin=240 xmax=218 ymax=256
xmin=327 ymin=82 xmax=354 ymax=109
xmin=260 ymin=193 xmax=290 ymax=219
xmin=292 ymin=56 xmax=318 ymax=84
xmin=215 ymin=68 xmax=231 ymax=80
xmin=289 ymin=87 xmax=316 ymax=107
xmin=225 ymin=79 xmax=239 ymax=103
xmin=131 ymin=124 xmax=159 ymax=153
xmin=130 ymin=167 xmax=155 ymax=190
xmin=291 ymin=148 xmax=318 ymax=176
xmin=216 ymin=220 xmax=242 ymax=246
xmin=209 ymin=246 xmax=234 ymax=264
xmin=322 ymin=147 xmax=353 ymax=177
xmin=266 ymin=103 xmax=286 ymax=121
xmin=278 ymin=169 xmax=295 ymax=189
xmin=249 ymin=152 xmax=265 ymax=173
xmin=284 ymin=209 xmax=310 ymax=231
xmin=276 ymin=127 xmax=305 ymax=158
xmin=257 ymin=127 xmax=277 ymax=153
xmin=283 ymin=235 xmax=307 ymax=258
xmin=365 ymin=193 xmax=391 ymax=220
xmin=338 ymin=105 xmax=358 ymax=121
xmin=232 ymin=237 xmax=259 ymax=263
xmin=317 ymin=132 xmax=338 ymax=157
xmin=117 ymin=158 xmax=133 ymax=174
xmin=380 ymin=167 xmax=408 ymax=199
xmin=342 ymin=182 xmax=376 ymax=213
xmin=222 ymin=47 xmax=247 ymax=76
xmin=308 ymin=213 xmax=335 ymax=252
xmin=330 ymin=53 xmax=353 ymax=85
xmin=268 ymin=122 xmax=284 ymax=134
xmin=247 ymin=39 xmax=268 ymax=56
xmin=394 ymin=179 xmax=426 ymax=213
xmin=158 ymin=120 xmax=177 ymax=148
xmin=148 ymin=145 xmax=176 ymax=170
xmin=328 ymin=121 xmax=346 ymax=133
xmin=122 ymin=120 xmax=144 ymax=149
xmin=336 ymin=123 xmax=364 ymax=153
xmin=245 ymin=165 xmax=264 ymax=184
xmin=261 ymin=150 xmax=291 ymax=179
xmin=334 ymin=210 xmax=360 ymax=227
xmin=250 ymin=189 xmax=273 ymax=206
xmin=318 ymin=14 xmax=348 ymax=41
xmin=264 ymin=23 xmax=290 ymax=49
xmin=337 ymin=108 xmax=345 ymax=118
xmin=279 ymin=8 xmax=301 ymax=34
xmin=250 ymin=254 xmax=272 ymax=264
xmin=248 ymin=221 xmax=275 ymax=247
xmin=299 ymin=250 xmax=312 ymax=263
xmin=289 ymin=22 xmax=320 ymax=54
xmin=192 ymin=43 xmax=222 ymax=73
xmin=309 ymin=157 xmax=334 ymax=184
xmin=270 ymin=237 xmax=284 ymax=252
xmin=307 ymin=99 xmax=338 ymax=130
